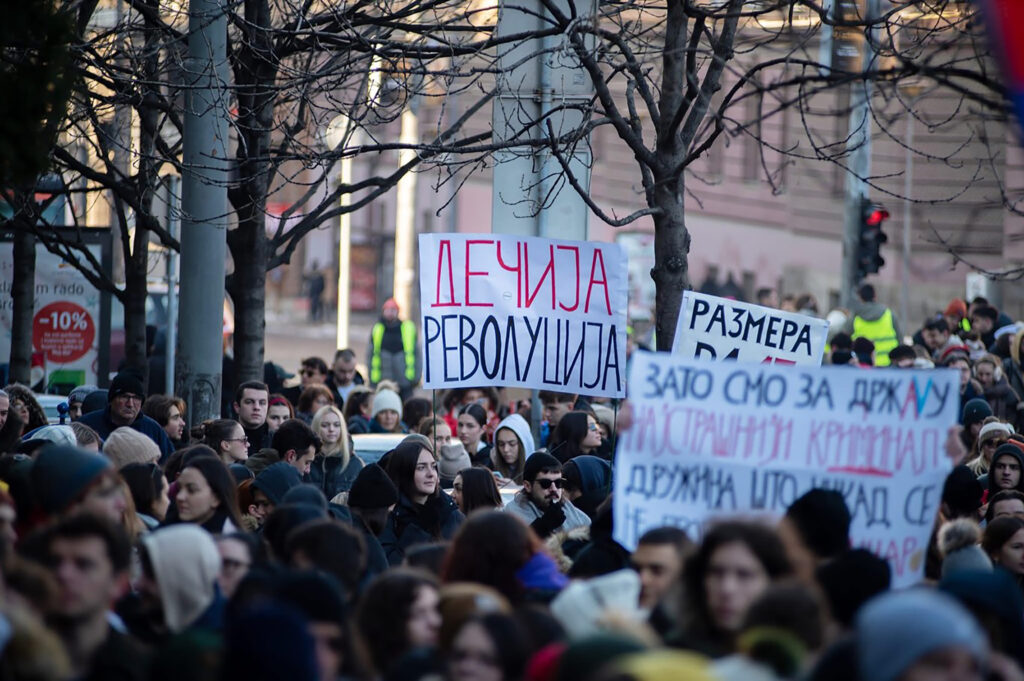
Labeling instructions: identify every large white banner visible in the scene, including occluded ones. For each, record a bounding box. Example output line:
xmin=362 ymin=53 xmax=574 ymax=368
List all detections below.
xmin=0 ymin=242 xmax=102 ymax=389
xmin=613 ymin=352 xmax=958 ymax=588
xmin=672 ymin=291 xmax=829 ymax=366
xmin=419 ymin=234 xmax=628 ymax=398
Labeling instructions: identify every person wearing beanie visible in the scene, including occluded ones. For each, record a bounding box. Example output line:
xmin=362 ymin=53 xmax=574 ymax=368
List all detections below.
xmin=504 ymin=453 xmax=590 ymax=539
xmin=79 ymin=372 xmax=174 ymax=461
xmin=939 ymin=518 xmax=993 ymax=579
xmin=961 ymin=397 xmax=994 ymax=451
xmin=29 ymin=445 xmax=122 ymax=521
xmin=778 ymin=489 xmax=851 ymax=583
xmin=103 ymin=427 xmax=161 ymax=470
xmin=856 ymin=590 xmax=988 ymax=681
xmin=136 ymin=525 xmax=223 ymax=638
xmin=437 ymin=441 xmax=471 ymax=489
xmin=346 ymin=463 xmax=397 ymax=580
xmin=940 ymin=568 xmax=1024 ymax=669
xmin=967 ymin=421 xmax=1014 ymax=476
xmin=249 ymin=462 xmax=303 ymax=528
xmin=369 ymin=389 xmax=406 ymax=434
xmin=979 ymin=443 xmax=1024 ymax=502
xmin=945 ymin=298 xmax=969 ymax=335
xmin=67 ymin=384 xmax=99 ymax=422
xmin=368 ymin=298 xmax=420 ymax=401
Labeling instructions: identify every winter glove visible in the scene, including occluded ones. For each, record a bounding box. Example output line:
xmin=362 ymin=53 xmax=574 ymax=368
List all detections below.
xmin=530 ymin=501 xmax=566 ymax=538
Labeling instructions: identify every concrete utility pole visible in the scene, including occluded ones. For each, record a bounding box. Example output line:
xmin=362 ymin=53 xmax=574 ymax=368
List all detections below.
xmin=839 ymin=0 xmax=880 ymax=309
xmin=393 ymin=106 xmax=419 ymax=316
xmin=175 ymin=0 xmax=229 ymax=425
xmin=491 ymin=0 xmax=595 ymax=440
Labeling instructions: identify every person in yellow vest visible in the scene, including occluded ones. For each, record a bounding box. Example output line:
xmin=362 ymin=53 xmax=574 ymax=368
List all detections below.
xmin=841 ymin=284 xmax=901 ymax=367
xmin=368 ymin=298 xmax=419 ymax=400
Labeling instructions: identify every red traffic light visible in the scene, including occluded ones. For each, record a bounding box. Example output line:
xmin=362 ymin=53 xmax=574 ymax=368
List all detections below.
xmin=865 ymin=206 xmax=889 ymax=226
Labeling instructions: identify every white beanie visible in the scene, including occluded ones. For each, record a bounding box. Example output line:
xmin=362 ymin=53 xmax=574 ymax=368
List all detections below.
xmin=978 ymin=421 xmax=1014 ymax=443
xmin=371 ymin=389 xmax=402 ymax=420
xmin=103 ymin=427 xmax=161 ymax=469
xmin=28 ymin=425 xmax=77 ymax=448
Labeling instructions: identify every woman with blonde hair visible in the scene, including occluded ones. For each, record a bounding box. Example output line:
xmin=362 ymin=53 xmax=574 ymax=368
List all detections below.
xmin=309 ymin=404 xmax=364 ymax=499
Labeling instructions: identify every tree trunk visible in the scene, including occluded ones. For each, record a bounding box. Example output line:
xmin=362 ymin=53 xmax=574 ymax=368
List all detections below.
xmin=228 ymin=213 xmax=268 ymax=387
xmin=227 ymin=0 xmax=277 ymax=389
xmin=9 ymin=225 xmax=35 ymax=385
xmin=651 ymin=181 xmax=691 ymax=352
xmin=122 ymin=228 xmax=149 ymax=382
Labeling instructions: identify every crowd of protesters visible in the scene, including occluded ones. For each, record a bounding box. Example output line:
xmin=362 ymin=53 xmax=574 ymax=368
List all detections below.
xmin=0 ymin=291 xmax=1023 ymax=681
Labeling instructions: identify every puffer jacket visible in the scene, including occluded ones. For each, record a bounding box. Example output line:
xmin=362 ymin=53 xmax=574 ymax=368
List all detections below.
xmin=307 ymin=452 xmax=365 ymax=501
xmin=379 ymin=491 xmax=464 ymax=566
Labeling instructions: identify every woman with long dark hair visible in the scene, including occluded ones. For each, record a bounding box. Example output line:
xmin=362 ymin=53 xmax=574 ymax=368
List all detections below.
xmin=120 ymin=462 xmax=171 ymax=529
xmin=451 ymin=467 xmax=502 ymax=516
xmin=442 ymin=510 xmax=567 ymax=605
xmin=677 ymin=520 xmax=793 ymax=657
xmin=983 ymin=515 xmax=1024 ymax=588
xmin=548 ymin=411 xmax=603 ymax=463
xmin=168 ymin=455 xmax=244 ymax=534
xmin=448 ymin=613 xmax=531 ymax=681
xmin=356 ymin=568 xmax=442 ymax=679
xmin=380 ymin=441 xmax=464 ymax=565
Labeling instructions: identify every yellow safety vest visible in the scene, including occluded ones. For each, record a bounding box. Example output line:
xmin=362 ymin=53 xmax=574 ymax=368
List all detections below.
xmin=853 ymin=308 xmax=898 ymax=367
xmin=371 ymin=320 xmax=417 ymax=383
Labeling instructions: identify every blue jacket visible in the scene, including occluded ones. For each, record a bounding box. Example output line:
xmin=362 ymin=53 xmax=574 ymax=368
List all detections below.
xmin=80 ymin=406 xmax=175 ymax=462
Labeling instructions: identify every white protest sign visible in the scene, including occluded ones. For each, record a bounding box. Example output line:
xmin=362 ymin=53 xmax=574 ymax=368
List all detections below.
xmin=672 ymin=291 xmax=829 ymax=366
xmin=613 ymin=352 xmax=958 ymax=588
xmin=419 ymin=233 xmax=628 ymax=398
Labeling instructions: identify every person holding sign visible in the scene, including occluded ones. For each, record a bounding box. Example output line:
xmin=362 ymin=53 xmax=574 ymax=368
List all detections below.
xmin=503 ymin=454 xmax=590 ymax=539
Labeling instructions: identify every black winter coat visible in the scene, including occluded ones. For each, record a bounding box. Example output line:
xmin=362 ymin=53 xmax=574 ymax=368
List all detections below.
xmin=379 ymin=491 xmax=464 ymax=566
xmin=307 ymin=453 xmax=365 ymax=501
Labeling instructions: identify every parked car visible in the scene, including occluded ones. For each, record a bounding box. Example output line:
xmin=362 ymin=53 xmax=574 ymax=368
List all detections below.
xmin=34 ymin=393 xmax=69 ymax=424
xmin=351 ymin=433 xmax=406 ymax=466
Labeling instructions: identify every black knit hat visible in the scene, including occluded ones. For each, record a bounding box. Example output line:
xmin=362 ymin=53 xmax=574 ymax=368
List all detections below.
xmin=785 ymin=488 xmax=851 ymax=559
xmin=108 ymin=372 xmax=145 ymax=402
xmin=347 ymin=464 xmax=398 ymax=509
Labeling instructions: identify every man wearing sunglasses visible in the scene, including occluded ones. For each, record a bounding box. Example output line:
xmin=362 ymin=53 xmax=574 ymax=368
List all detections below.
xmin=505 ymin=453 xmax=591 ymax=538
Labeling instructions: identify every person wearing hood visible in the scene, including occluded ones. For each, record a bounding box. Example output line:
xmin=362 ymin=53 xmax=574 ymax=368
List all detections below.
xmin=134 ymin=525 xmax=224 ymax=641
xmin=380 ymin=441 xmax=464 ymax=566
xmin=79 ymin=372 xmax=175 ymax=461
xmin=308 ymin=405 xmax=364 ymax=499
xmin=562 ymin=456 xmax=612 ymax=520
xmin=249 ymin=461 xmax=303 ymax=528
xmin=979 ymin=443 xmax=1024 ymax=503
xmin=489 ymin=413 xmax=533 ymax=484
xmin=67 ymin=385 xmax=99 ymax=422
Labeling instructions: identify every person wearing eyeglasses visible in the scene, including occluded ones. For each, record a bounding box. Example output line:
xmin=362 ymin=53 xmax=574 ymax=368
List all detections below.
xmin=79 ymin=372 xmax=175 ymax=461
xmin=504 ymin=453 xmax=590 ymax=539
xmin=201 ymin=419 xmax=250 ymax=465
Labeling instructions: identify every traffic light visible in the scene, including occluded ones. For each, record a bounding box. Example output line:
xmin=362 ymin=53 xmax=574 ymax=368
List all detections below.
xmin=856 ymin=199 xmax=889 ymax=281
